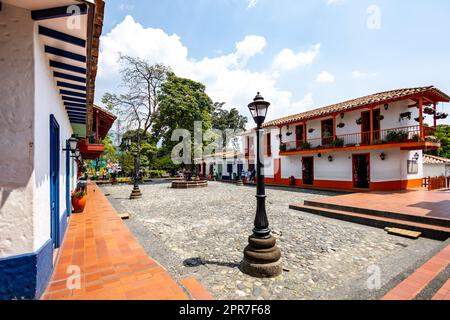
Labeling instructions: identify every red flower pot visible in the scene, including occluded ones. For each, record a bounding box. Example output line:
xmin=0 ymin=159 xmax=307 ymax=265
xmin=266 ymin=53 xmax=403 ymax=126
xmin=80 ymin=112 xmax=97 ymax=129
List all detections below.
xmin=72 ymin=195 xmax=87 ymax=213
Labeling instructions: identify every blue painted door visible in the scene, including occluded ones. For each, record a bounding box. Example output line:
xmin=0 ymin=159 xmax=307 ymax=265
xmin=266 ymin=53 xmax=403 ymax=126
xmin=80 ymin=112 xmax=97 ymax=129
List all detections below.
xmin=65 ymin=141 xmax=71 ymax=217
xmin=50 ymin=115 xmax=60 ymax=248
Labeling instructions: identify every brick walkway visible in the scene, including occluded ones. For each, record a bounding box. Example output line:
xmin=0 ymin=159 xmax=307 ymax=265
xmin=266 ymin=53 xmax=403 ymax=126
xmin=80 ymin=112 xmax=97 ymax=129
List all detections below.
xmin=42 ymin=183 xmax=212 ymax=300
xmin=313 ymin=190 xmax=450 ymax=220
xmin=382 ymin=243 xmax=450 ymax=300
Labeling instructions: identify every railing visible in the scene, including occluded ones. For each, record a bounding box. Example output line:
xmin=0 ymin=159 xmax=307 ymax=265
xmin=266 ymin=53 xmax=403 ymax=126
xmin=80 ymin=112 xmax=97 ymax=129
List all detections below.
xmin=422 ymin=176 xmax=449 ymax=191
xmin=280 ymin=125 xmax=437 ymax=153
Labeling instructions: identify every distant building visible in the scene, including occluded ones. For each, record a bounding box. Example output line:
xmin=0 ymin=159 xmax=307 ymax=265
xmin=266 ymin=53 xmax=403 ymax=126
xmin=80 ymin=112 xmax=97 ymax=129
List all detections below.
xmin=242 ymin=86 xmax=449 ymax=191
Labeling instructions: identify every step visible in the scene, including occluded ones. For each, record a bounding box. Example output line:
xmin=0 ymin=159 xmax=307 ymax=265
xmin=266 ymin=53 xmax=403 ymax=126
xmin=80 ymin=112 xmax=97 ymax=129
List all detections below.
xmin=304 ymin=199 xmax=450 ymax=228
xmin=290 ymin=204 xmax=450 ymax=241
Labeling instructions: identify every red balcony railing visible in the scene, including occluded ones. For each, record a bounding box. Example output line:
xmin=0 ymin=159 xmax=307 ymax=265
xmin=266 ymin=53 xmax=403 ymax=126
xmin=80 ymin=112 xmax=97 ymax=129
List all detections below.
xmin=280 ymin=125 xmax=437 ymax=153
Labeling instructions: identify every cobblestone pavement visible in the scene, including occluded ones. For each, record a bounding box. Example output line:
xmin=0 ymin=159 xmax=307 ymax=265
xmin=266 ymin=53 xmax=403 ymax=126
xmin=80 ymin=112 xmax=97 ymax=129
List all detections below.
xmin=102 ymin=182 xmax=441 ymax=300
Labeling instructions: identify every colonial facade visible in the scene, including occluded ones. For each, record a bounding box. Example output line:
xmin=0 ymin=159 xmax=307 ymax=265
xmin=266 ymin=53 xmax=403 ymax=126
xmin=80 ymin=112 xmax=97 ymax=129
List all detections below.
xmin=243 ymin=86 xmax=449 ymax=191
xmin=0 ymin=0 xmax=108 ymax=299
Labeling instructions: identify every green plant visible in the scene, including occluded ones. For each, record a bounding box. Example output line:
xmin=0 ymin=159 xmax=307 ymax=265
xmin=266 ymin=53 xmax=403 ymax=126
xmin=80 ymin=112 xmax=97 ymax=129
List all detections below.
xmin=72 ymin=190 xmax=86 ymax=199
xmin=332 ymin=138 xmax=344 ymax=147
xmin=425 ymin=136 xmax=440 ymax=143
xmin=296 ymin=142 xmax=311 ymax=151
xmin=279 ymin=143 xmax=287 ymax=152
xmin=385 ymin=130 xmax=409 ymax=143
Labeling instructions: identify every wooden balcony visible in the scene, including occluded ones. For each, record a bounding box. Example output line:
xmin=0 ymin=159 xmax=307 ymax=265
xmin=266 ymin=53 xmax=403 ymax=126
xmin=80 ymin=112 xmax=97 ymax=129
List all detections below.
xmin=280 ymin=125 xmax=440 ymax=155
xmin=79 ymin=138 xmax=105 ymax=160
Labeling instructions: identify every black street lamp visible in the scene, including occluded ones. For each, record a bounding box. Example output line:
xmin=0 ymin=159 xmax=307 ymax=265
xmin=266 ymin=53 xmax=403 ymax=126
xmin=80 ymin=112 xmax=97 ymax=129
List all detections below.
xmin=129 ymin=147 xmax=142 ymax=199
xmin=241 ymin=92 xmax=282 ymax=278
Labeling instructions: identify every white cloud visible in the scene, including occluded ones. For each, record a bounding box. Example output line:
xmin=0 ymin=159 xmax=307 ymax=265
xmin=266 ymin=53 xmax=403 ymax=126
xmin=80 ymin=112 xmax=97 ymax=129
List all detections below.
xmin=316 ymin=70 xmax=335 ymax=83
xmin=98 ymin=16 xmax=316 ymax=123
xmin=326 ymin=0 xmax=345 ymax=6
xmin=272 ymin=44 xmax=320 ymax=72
xmin=247 ymin=0 xmax=258 ymax=9
xmin=352 ymin=70 xmax=378 ymax=79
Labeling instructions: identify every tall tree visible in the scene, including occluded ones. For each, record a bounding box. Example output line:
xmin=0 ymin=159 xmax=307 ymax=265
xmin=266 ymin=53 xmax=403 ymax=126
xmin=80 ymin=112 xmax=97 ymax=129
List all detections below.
xmin=102 ymin=55 xmax=170 ymax=159
xmin=153 ymin=73 xmax=214 ymax=168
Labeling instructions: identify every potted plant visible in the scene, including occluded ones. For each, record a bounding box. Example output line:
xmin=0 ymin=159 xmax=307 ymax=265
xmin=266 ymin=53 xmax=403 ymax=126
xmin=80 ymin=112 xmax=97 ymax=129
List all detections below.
xmin=71 ymin=190 xmax=87 ymax=213
xmin=356 ymin=118 xmax=363 ymax=125
xmin=332 ymin=138 xmax=344 ymax=147
xmin=280 ymin=143 xmax=287 ymax=152
xmin=289 ymin=176 xmax=296 ymax=186
xmin=376 ymin=114 xmax=385 ymax=121
xmin=337 ymin=122 xmax=345 ymax=129
xmin=308 ymin=128 xmax=315 ymax=133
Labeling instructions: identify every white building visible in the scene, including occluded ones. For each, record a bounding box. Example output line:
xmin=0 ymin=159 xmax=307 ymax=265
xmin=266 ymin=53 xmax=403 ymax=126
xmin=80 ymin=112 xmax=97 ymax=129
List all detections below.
xmin=0 ymin=0 xmax=106 ymax=300
xmin=423 ymin=154 xmax=450 ymax=178
xmin=243 ymin=87 xmax=449 ymax=191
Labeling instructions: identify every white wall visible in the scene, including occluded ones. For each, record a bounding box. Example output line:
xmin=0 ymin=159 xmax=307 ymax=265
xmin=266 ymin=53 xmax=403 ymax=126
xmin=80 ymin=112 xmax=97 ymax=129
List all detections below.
xmin=280 ymin=149 xmax=423 ymax=183
xmin=423 ymin=164 xmax=450 ymax=177
xmin=33 ymin=24 xmax=75 ymax=251
xmin=0 ymin=4 xmax=36 ymax=258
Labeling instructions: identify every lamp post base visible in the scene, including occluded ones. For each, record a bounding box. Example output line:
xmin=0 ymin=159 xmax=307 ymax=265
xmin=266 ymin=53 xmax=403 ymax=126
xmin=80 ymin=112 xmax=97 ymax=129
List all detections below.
xmin=129 ymin=188 xmax=142 ymax=200
xmin=240 ymin=235 xmax=282 ymax=278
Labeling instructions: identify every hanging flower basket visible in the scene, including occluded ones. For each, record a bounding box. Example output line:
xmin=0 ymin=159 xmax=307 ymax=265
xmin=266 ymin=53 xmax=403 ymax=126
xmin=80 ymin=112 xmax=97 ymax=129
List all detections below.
xmin=399 ymin=112 xmax=412 ymax=121
xmin=356 ymin=118 xmax=363 ymax=125
xmin=308 ymin=128 xmax=315 ymax=133
xmin=72 ymin=190 xmax=87 ymax=213
xmin=423 ymin=107 xmax=435 ymax=115
xmin=436 ymin=112 xmax=448 ymax=120
xmin=376 ymin=115 xmax=385 ymax=121
xmin=286 ymin=131 xmax=293 ymax=137
xmin=337 ymin=122 xmax=345 ymax=129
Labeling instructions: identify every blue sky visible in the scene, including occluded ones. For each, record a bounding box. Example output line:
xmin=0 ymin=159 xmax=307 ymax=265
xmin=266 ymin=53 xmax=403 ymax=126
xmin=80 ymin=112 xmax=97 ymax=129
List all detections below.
xmin=96 ymin=0 xmax=450 ymax=125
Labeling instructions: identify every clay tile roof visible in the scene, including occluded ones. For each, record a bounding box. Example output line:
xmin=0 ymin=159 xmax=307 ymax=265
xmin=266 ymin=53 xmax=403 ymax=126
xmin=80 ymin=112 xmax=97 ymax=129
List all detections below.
xmin=423 ymin=154 xmax=450 ymax=165
xmin=264 ymin=86 xmax=450 ymax=128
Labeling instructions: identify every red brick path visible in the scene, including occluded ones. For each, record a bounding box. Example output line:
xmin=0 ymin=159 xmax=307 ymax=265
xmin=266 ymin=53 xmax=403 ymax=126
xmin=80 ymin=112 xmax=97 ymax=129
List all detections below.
xmin=382 ymin=244 xmax=450 ymax=300
xmin=42 ymin=183 xmax=211 ymax=300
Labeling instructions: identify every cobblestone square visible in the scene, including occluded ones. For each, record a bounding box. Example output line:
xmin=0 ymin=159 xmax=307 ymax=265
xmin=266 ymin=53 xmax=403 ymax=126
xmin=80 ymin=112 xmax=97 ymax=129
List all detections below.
xmin=102 ymin=182 xmax=441 ymax=300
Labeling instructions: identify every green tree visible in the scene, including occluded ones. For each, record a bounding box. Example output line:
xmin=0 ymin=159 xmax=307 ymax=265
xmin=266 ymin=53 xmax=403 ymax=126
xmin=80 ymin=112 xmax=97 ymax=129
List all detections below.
xmin=153 ymin=73 xmax=214 ymax=169
xmin=100 ymin=135 xmax=118 ymax=163
xmin=212 ymin=102 xmax=248 ymax=151
xmin=426 ymin=125 xmax=450 ymax=158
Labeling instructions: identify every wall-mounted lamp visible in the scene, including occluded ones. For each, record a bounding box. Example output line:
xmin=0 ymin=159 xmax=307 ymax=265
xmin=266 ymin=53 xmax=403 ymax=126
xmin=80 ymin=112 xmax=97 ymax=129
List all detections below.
xmin=63 ymin=135 xmax=79 ymax=153
xmin=384 ymin=103 xmax=389 ymax=111
xmin=380 ymin=153 xmax=386 ymax=161
xmin=74 ymin=148 xmax=81 ymax=158
xmin=340 ymin=113 xmax=345 ymax=119
xmin=328 ymin=155 xmax=333 ymax=162
xmin=413 ymin=152 xmax=420 ymax=161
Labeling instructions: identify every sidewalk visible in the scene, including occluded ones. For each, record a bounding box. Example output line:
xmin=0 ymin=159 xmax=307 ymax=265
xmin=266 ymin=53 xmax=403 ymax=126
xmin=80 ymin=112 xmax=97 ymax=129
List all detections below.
xmin=382 ymin=243 xmax=450 ymax=300
xmin=42 ymin=183 xmax=210 ymax=300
